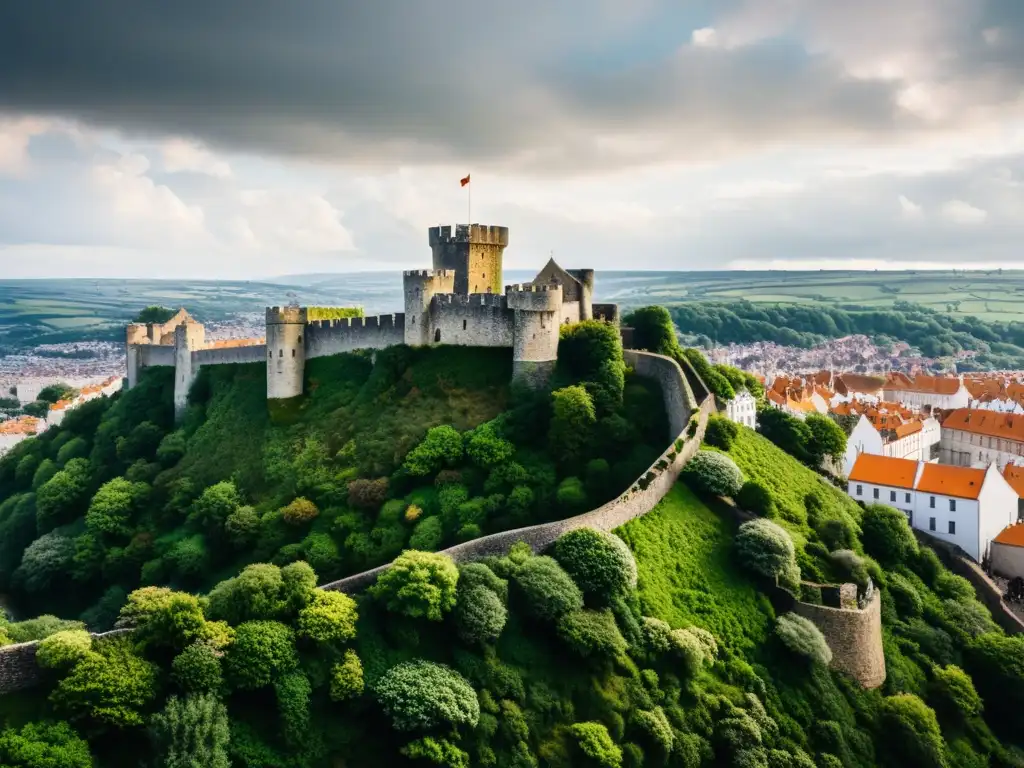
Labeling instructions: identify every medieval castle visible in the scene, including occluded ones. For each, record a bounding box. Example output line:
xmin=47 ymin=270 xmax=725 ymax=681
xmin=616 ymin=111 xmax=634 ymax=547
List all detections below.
xmin=125 ymin=224 xmax=620 ymax=419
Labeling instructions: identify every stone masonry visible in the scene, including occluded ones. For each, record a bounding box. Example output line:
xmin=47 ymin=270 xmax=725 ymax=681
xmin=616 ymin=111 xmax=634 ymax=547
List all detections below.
xmin=124 ymin=224 xmax=611 ymax=416
xmin=792 ymin=590 xmax=886 ymax=689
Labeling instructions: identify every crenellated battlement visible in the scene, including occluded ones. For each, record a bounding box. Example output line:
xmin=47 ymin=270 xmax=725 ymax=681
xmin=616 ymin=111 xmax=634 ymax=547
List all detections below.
xmin=403 ymin=269 xmax=457 ymax=279
xmin=306 ymin=313 xmax=402 ymax=330
xmin=506 ymin=282 xmax=563 ymax=313
xmin=428 ymin=224 xmax=509 ymax=247
xmin=504 ymin=283 xmax=560 ymax=294
xmin=431 ymin=293 xmax=508 ymax=309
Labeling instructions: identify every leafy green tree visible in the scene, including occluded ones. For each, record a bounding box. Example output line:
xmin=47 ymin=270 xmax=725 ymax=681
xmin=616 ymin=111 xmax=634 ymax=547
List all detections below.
xmin=622 ymin=306 xmax=681 ymax=357
xmin=296 ymin=590 xmax=358 ymax=645
xmin=756 ymin=408 xmax=812 ymax=464
xmin=931 ymin=664 xmax=982 ymax=721
xmin=805 ymin=414 xmax=847 ymax=467
xmin=375 ymin=660 xmax=479 ymax=732
xmin=409 ymin=516 xmax=444 ymax=551
xmin=55 ymin=437 xmax=88 ymax=466
xmin=775 ymin=613 xmax=832 ymax=665
xmin=965 ymin=634 xmax=1024 ymax=735
xmin=0 ymin=721 xmax=93 ymax=768
xmin=861 ymin=504 xmax=918 ymax=566
xmin=735 ymin=519 xmax=800 ymax=592
xmin=552 ymin=528 xmax=637 ymax=604
xmin=454 ymin=585 xmax=507 ymax=645
xmin=330 ymin=649 xmax=364 ymax=701
xmin=84 ymin=477 xmax=149 ymax=539
xmin=35 ymin=630 xmax=93 ymax=671
xmin=119 ymin=586 xmax=210 ymax=653
xmin=555 ymin=476 xmax=588 ymax=512
xmin=116 ymin=421 xmax=164 ymax=463
xmin=401 ymin=737 xmax=470 ymax=768
xmin=736 ymin=480 xmax=775 ymax=517
xmin=133 ymin=305 xmax=176 ymax=324
xmin=37 ymin=383 xmax=78 ymax=404
xmin=51 ymin=638 xmax=159 ymax=728
xmin=22 ymin=401 xmax=50 ymax=419
xmin=275 ymin=671 xmax=312 ymax=747
xmin=15 ymin=532 xmax=75 ymax=593
xmin=171 ymin=642 xmax=224 ymax=695
xmin=681 ymin=450 xmax=744 ymax=497
xmin=187 ymin=481 xmax=241 ymax=532
xmin=557 ymin=609 xmax=627 ymax=658
xmin=35 ymin=458 xmax=92 ymax=533
xmin=6 ymin=615 xmax=84 ymax=643
xmin=465 ymin=422 xmax=515 ymax=470
xmin=156 ymin=430 xmax=187 ymax=468
xmin=30 ymin=459 xmax=58 ymax=492
xmin=205 ymin=563 xmax=287 ymax=625
xmin=224 ymin=505 xmax=261 ymax=548
xmin=404 ymin=426 xmax=465 ymax=477
xmin=512 ymin=555 xmax=584 ymax=622
xmin=149 ymin=694 xmax=230 ymax=768
xmin=704 ymin=415 xmax=739 ymax=450
xmin=568 ymin=722 xmax=622 ymax=767
xmin=224 ymin=620 xmax=298 ymax=690
xmin=281 ymin=497 xmax=319 ymax=525
xmin=879 ymin=694 xmax=948 ymax=768
xmin=370 ymin=551 xmax=459 ymax=621
xmin=548 ymin=385 xmax=597 ymax=466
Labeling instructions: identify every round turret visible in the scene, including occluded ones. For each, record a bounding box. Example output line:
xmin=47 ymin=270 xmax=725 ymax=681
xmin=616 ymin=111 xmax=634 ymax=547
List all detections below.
xmin=266 ymin=306 xmax=308 ymax=400
xmin=506 ymin=284 xmax=562 ymax=388
xmin=403 ymin=270 xmax=456 ymax=345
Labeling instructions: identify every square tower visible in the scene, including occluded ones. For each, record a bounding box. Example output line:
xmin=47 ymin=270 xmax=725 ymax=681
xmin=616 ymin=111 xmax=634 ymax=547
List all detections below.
xmin=428 ymin=224 xmax=509 ymax=296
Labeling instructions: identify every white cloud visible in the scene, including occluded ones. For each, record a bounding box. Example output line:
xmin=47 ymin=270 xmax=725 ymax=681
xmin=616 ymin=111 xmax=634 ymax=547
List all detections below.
xmin=161 ymin=138 xmax=233 ymax=178
xmin=0 ymin=117 xmax=50 ymax=177
xmin=691 ymin=27 xmax=718 ymax=47
xmin=941 ymin=199 xmax=988 ymax=224
xmin=238 ymin=189 xmax=355 ymax=253
xmin=898 ymin=194 xmax=923 ymax=218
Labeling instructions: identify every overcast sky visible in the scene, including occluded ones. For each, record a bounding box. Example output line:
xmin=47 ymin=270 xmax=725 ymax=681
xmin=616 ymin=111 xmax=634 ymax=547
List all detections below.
xmin=2 ymin=0 xmax=1024 ymax=279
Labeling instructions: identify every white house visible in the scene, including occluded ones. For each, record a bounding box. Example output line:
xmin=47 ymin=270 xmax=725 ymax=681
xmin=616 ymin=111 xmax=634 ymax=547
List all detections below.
xmin=847 ymin=453 xmax=1017 ymax=563
xmin=841 ymin=414 xmax=940 ymax=476
xmin=725 ymin=389 xmax=758 ymax=429
xmin=0 ymin=416 xmax=43 ymax=457
xmin=881 ymin=374 xmax=971 ymax=411
xmin=940 ymin=408 xmax=1024 ymax=470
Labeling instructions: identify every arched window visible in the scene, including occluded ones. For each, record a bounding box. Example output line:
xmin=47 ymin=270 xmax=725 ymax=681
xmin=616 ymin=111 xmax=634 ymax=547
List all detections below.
xmin=292 ymin=349 xmax=296 ymax=358
xmin=298 ymin=335 xmax=302 ymax=344
xmin=434 ymin=328 xmax=441 ymax=343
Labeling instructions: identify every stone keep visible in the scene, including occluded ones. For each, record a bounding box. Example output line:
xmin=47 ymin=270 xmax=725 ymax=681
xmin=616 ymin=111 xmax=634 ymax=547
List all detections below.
xmin=507 ymin=283 xmax=562 ymax=387
xmin=429 ymin=224 xmax=509 ymax=296
xmin=266 ymin=306 xmax=307 ymax=400
xmin=173 ymin=321 xmax=205 ymax=421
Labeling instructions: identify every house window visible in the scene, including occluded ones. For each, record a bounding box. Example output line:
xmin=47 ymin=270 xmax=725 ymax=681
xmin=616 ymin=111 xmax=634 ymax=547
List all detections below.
xmin=279 ymin=349 xmax=283 ymax=358
xmin=890 ymin=491 xmax=896 ymax=502
xmin=856 ymin=484 xmax=862 ymax=496
xmin=929 ymin=517 xmax=936 ymax=531
xmin=291 ymin=349 xmax=295 ymax=358
xmin=905 ymin=493 xmax=911 ymax=503
xmin=948 ymin=520 xmax=956 ymax=535
xmin=929 ymin=496 xmax=936 ymax=508
xmin=873 ymin=488 xmax=879 ymax=499
xmin=949 ymin=499 xmax=956 ymax=512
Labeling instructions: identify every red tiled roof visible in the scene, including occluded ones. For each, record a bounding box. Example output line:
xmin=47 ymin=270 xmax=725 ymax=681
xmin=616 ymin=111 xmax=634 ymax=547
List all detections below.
xmin=916 ymin=463 xmax=986 ymax=500
xmin=849 ymin=454 xmax=920 ymax=489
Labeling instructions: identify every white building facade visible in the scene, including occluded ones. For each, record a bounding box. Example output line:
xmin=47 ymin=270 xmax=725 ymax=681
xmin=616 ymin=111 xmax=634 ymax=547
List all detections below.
xmin=940 ymin=409 xmax=1024 ymax=470
xmin=841 ymin=415 xmax=940 ymax=477
xmin=881 ymin=376 xmax=971 ymax=411
xmin=725 ymin=389 xmax=758 ymax=429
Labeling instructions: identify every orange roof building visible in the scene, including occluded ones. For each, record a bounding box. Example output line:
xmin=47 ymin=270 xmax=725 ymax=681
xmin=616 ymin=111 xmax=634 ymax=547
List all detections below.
xmin=849 ymin=454 xmax=920 ymax=489
xmin=915 ymin=463 xmax=986 ymax=500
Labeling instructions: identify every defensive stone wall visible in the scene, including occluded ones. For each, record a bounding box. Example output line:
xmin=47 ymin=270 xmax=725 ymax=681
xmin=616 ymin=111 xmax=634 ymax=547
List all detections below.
xmin=194 ymin=344 xmax=269 ymax=366
xmin=305 ymin=314 xmax=406 ymax=360
xmin=593 ymin=303 xmax=619 ymax=324
xmin=429 ymin=296 xmax=512 ymax=347
xmin=792 ymin=591 xmax=886 ymax=689
xmin=137 ymin=344 xmax=175 ymax=367
xmin=623 ymin=349 xmax=695 ymax=437
xmin=916 ymin=529 xmax=1024 ymax=635
xmin=0 ymin=628 xmax=134 ymax=695
xmin=322 ymin=352 xmax=712 ymax=593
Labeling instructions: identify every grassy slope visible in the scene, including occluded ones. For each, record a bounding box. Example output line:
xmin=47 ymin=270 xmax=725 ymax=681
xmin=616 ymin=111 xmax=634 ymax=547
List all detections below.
xmin=616 ymin=483 xmax=772 ymax=654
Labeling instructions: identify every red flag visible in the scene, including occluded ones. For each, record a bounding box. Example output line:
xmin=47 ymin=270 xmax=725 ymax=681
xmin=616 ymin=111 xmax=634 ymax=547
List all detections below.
xmin=460 ymin=174 xmax=471 ymax=187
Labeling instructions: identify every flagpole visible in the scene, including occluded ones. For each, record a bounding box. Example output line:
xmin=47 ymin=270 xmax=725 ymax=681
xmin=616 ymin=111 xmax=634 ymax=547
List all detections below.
xmin=468 ymin=176 xmax=472 ymax=227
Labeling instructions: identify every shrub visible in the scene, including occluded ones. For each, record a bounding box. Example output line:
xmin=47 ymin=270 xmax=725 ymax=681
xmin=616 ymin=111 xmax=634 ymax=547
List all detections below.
xmin=775 ymin=613 xmax=832 ymax=665
xmin=736 ymin=480 xmax=775 ymax=517
xmin=51 ymin=639 xmax=159 ymax=728
xmin=347 ymin=478 xmax=389 ymax=510
xmin=861 ymin=504 xmax=917 ymax=566
xmin=931 ymin=664 xmax=982 ymax=720
xmin=187 ymin=481 xmax=241 ymax=532
xmin=402 ymin=737 xmax=470 ymax=768
xmin=457 ymin=562 xmax=508 ymax=602
xmin=296 ymin=590 xmax=358 ymax=645
xmin=633 ymin=707 xmax=674 ymax=755
xmin=888 ymin=573 xmax=923 ymax=619
xmin=374 ymin=660 xmax=479 ymax=732
xmin=552 ymin=528 xmax=637 ymax=603
xmin=735 ymin=519 xmax=800 ymax=592
xmin=369 ymin=550 xmax=459 ymax=621
xmin=817 ymin=518 xmax=856 ymax=551
xmin=555 ymin=476 xmax=588 ymax=512
xmin=171 ymin=642 xmax=223 ymax=694
xmin=205 ymin=563 xmax=287 ymax=625
xmin=409 ymin=516 xmax=444 ymax=551
xmin=557 ymin=609 xmax=627 ymax=658
xmin=16 ymin=532 xmax=75 ymax=593
xmin=879 ymin=694 xmax=947 ymax=768
xmin=224 ymin=621 xmax=298 ymax=690
xmin=274 ymin=671 xmax=311 ymax=747
xmin=330 ymin=649 xmax=365 ymax=701
xmin=568 ymin=722 xmax=622 ymax=768
xmin=36 ymin=629 xmax=93 ymax=670
xmin=0 ymin=721 xmax=93 ymax=768
xmin=281 ymin=497 xmax=319 ymax=525
xmin=681 ymin=450 xmax=743 ymax=497
xmin=454 ymin=585 xmax=507 ymax=645
xmin=149 ymin=693 xmax=230 ymax=768
xmin=119 ymin=587 xmax=208 ymax=653
xmin=512 ymin=555 xmax=584 ymax=622
xmin=224 ymin=506 xmax=261 ymax=547
xmin=549 ymin=385 xmax=597 ymax=466
xmin=704 ymin=415 xmax=739 ymax=450
xmin=404 ymin=425 xmax=465 ymax=477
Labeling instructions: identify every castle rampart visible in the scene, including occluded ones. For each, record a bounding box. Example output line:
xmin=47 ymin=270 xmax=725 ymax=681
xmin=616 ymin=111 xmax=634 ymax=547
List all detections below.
xmin=306 ymin=313 xmax=406 ymax=359
xmin=791 ymin=589 xmax=886 ymax=689
xmin=194 ymin=345 xmax=269 ymax=367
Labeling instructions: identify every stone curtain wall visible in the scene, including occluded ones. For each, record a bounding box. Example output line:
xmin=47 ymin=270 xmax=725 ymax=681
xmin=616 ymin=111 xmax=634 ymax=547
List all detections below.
xmin=0 ymin=628 xmax=134 ymax=696
xmin=322 ymin=352 xmax=712 ymax=594
xmin=305 ymin=314 xmax=406 ymax=360
xmin=0 ymin=352 xmax=708 ymax=692
xmin=429 ymin=295 xmax=513 ymax=347
xmin=137 ymin=344 xmax=175 ymax=367
xmin=792 ymin=591 xmax=887 ymax=689
xmin=194 ymin=345 xmax=269 ymax=366
xmin=916 ymin=530 xmax=1024 ymax=635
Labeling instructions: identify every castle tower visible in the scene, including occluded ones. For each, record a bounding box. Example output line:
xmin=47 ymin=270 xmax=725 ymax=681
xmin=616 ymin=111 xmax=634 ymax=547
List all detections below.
xmin=266 ymin=306 xmax=308 ymax=400
xmin=506 ymin=283 xmax=563 ymax=388
xmin=403 ymin=270 xmax=456 ymax=346
xmin=125 ymin=324 xmax=148 ymax=390
xmin=173 ymin=320 xmax=205 ymax=421
xmin=568 ymin=269 xmax=595 ymax=321
xmin=429 ymin=224 xmax=509 ymax=296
